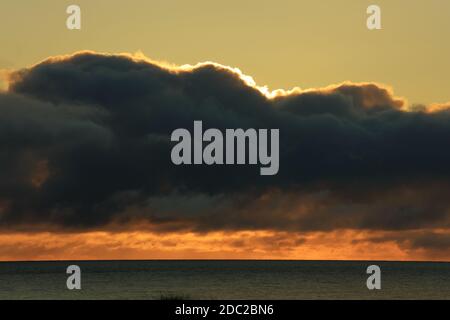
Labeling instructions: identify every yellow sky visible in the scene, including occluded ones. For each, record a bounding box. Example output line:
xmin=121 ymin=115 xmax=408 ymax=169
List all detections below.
xmin=1 ymin=0 xmax=450 ymax=104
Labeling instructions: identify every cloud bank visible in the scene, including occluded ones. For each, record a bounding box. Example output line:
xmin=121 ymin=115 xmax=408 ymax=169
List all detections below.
xmin=1 ymin=51 xmax=450 ymax=253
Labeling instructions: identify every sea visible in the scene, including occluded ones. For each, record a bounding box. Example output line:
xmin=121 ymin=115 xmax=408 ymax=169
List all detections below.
xmin=0 ymin=260 xmax=449 ymax=299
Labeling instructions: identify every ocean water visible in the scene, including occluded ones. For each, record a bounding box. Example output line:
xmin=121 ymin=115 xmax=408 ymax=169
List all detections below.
xmin=0 ymin=260 xmax=449 ymax=300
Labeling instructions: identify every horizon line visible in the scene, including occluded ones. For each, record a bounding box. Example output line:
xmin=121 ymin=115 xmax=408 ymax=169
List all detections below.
xmin=1 ymin=258 xmax=449 ymax=264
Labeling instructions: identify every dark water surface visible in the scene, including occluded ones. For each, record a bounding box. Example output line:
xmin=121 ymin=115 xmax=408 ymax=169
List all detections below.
xmin=0 ymin=260 xmax=449 ymax=299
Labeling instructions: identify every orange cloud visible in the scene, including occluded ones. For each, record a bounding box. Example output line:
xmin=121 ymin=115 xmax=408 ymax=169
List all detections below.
xmin=0 ymin=229 xmax=448 ymax=262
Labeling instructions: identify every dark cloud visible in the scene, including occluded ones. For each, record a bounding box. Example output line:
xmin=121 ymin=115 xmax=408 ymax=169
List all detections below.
xmin=1 ymin=51 xmax=450 ymax=233
xmin=355 ymin=230 xmax=450 ymax=253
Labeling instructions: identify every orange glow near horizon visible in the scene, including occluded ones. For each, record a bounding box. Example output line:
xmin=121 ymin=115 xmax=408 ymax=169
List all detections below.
xmin=0 ymin=229 xmax=448 ymax=262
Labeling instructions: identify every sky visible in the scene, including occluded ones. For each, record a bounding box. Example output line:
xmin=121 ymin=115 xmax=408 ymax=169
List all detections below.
xmin=0 ymin=1 xmax=450 ymax=261
xmin=1 ymin=0 xmax=450 ymax=104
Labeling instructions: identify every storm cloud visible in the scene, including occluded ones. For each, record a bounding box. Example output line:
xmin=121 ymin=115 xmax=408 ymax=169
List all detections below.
xmin=1 ymin=51 xmax=450 ymax=237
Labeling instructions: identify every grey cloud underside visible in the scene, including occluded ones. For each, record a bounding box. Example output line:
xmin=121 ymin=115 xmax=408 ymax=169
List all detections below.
xmin=1 ymin=52 xmax=450 ymax=238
